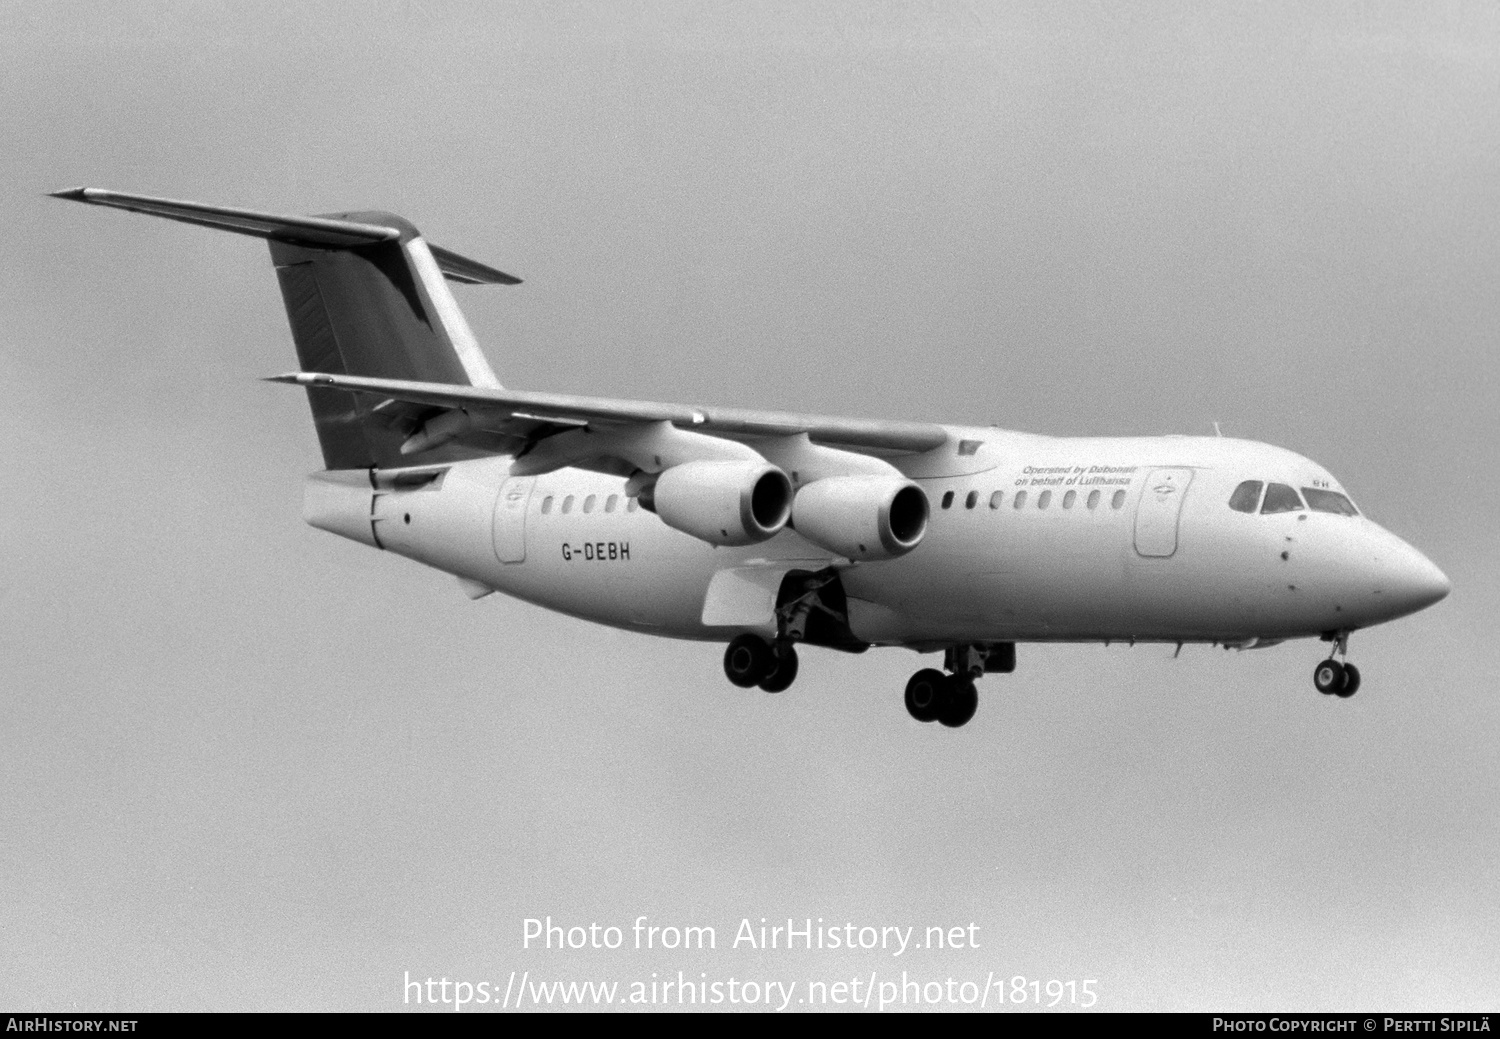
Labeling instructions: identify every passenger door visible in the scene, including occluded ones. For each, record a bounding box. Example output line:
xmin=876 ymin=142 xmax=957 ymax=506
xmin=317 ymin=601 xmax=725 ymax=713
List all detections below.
xmin=1133 ymin=468 xmax=1194 ymax=557
xmin=491 ymin=476 xmax=535 ymax=564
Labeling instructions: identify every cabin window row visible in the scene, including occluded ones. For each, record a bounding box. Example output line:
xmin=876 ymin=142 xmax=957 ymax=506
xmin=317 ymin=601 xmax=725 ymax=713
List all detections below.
xmin=1227 ymin=481 xmax=1358 ymax=517
xmin=539 ymin=493 xmax=642 ymax=516
xmin=940 ymin=488 xmax=1127 ymax=512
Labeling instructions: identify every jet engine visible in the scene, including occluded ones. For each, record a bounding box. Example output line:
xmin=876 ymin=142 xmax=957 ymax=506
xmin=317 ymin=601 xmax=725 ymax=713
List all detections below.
xmin=792 ymin=476 xmax=929 ymax=560
xmin=643 ymin=460 xmax=794 ymax=546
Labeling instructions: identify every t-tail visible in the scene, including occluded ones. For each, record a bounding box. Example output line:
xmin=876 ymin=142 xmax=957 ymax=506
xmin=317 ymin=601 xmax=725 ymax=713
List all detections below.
xmin=50 ymin=187 xmax=519 ymax=470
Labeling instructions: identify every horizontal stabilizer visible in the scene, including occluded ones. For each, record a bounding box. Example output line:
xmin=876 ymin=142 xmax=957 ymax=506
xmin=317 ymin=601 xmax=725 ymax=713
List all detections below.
xmin=50 ymin=187 xmax=399 ymax=248
xmin=50 ymin=188 xmax=521 ymax=284
xmin=429 ymin=244 xmax=522 ymax=285
xmin=58 ymin=187 xmax=520 ymax=470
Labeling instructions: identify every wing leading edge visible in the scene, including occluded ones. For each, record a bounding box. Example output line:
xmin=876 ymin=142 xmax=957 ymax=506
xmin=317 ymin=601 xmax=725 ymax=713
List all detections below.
xmin=266 ymin=372 xmax=950 ymax=473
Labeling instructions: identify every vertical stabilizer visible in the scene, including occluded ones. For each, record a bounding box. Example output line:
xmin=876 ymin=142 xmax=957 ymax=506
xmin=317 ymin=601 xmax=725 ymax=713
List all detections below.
xmin=268 ymin=212 xmax=505 ymax=469
xmin=49 ymin=188 xmax=520 ymax=470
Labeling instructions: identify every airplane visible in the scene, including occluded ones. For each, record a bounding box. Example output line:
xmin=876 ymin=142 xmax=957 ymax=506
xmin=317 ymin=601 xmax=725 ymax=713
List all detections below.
xmin=53 ymin=188 xmax=1452 ymax=729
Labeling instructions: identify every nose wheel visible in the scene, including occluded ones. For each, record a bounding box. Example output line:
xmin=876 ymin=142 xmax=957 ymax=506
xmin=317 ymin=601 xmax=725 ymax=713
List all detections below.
xmin=1313 ymin=633 xmax=1361 ymax=698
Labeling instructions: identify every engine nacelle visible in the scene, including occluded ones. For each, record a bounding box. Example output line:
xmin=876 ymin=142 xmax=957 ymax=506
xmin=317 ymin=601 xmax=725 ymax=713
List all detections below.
xmin=792 ymin=476 xmax=929 ymax=560
xmin=646 ymin=460 xmax=793 ymax=546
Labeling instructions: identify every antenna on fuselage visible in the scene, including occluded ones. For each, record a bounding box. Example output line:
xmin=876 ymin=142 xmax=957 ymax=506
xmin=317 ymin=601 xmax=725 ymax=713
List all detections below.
xmin=1213 ymin=421 xmax=1223 ymax=437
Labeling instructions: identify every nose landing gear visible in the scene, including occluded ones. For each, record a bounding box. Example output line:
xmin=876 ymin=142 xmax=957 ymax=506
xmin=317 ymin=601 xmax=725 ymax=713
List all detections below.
xmin=1314 ymin=632 xmax=1361 ymax=698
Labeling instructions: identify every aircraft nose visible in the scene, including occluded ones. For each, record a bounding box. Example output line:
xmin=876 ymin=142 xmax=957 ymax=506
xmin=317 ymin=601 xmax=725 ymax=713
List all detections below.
xmin=1377 ymin=535 xmax=1451 ymax=617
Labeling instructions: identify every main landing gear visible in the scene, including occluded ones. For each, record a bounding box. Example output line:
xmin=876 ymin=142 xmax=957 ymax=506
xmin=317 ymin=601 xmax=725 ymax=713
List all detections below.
xmin=719 ymin=569 xmax=864 ymax=696
xmin=1314 ymin=632 xmax=1361 ymax=698
xmin=903 ymin=643 xmax=1012 ymax=729
xmin=723 ymin=634 xmax=799 ymax=694
xmin=904 ymin=669 xmax=978 ymax=728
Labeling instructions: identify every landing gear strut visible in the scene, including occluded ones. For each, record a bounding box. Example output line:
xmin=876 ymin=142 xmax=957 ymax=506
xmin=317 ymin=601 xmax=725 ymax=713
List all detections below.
xmin=723 ymin=634 xmax=800 ymax=693
xmin=1314 ymin=632 xmax=1361 ymax=698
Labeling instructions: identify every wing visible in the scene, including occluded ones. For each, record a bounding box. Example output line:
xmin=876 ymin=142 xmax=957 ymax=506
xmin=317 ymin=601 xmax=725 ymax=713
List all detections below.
xmin=266 ymin=371 xmax=949 ymax=478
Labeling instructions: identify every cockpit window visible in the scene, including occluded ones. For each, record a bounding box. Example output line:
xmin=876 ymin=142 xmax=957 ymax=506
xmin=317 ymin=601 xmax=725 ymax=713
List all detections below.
xmin=1260 ymin=483 xmax=1304 ymax=514
xmin=1228 ymin=480 xmax=1263 ymax=513
xmin=1302 ymin=488 xmax=1359 ymax=516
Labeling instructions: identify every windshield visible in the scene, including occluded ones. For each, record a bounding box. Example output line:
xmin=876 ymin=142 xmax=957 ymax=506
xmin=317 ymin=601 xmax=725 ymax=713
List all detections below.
xmin=1302 ymin=488 xmax=1359 ymax=516
xmin=1260 ymin=483 xmax=1304 ymax=514
xmin=1228 ymin=480 xmax=1263 ymax=513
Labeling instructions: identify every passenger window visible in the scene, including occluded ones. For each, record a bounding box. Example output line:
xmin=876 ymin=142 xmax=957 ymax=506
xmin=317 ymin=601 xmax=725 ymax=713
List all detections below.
xmin=1260 ymin=483 xmax=1304 ymax=514
xmin=1037 ymin=490 xmax=1051 ymax=509
xmin=989 ymin=491 xmax=1003 ymax=510
xmin=965 ymin=490 xmax=978 ymax=510
xmin=1111 ymin=490 xmax=1126 ymax=510
xmin=583 ymin=494 xmax=596 ymax=514
xmin=562 ymin=495 xmax=574 ymax=514
xmin=942 ymin=491 xmax=954 ymax=510
xmin=605 ymin=494 xmax=618 ymax=513
xmin=1228 ymin=480 xmax=1263 ymax=513
xmin=1087 ymin=490 xmax=1100 ymax=510
xmin=1302 ymin=488 xmax=1358 ymax=516
xmin=1062 ymin=490 xmax=1076 ymax=509
xmin=541 ymin=495 xmax=553 ymax=515
xmin=1013 ymin=490 xmax=1028 ymax=509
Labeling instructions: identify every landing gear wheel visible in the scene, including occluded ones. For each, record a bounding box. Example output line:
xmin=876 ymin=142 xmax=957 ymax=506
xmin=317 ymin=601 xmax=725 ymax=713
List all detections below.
xmin=938 ymin=677 xmax=979 ymax=728
xmin=1313 ymin=659 xmax=1346 ymax=695
xmin=904 ymin=669 xmax=949 ymax=723
xmin=724 ymin=634 xmax=772 ymax=688
xmin=759 ymin=643 xmax=799 ymax=693
xmin=1336 ymin=662 xmax=1361 ymax=698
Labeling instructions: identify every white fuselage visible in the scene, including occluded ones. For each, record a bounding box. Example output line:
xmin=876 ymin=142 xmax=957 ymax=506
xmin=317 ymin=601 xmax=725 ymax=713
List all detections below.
xmin=303 ymin=428 xmax=1449 ymax=651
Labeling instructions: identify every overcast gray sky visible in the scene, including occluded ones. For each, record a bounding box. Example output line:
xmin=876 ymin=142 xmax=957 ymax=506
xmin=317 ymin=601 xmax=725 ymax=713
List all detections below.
xmin=2 ymin=0 xmax=1497 ymax=1012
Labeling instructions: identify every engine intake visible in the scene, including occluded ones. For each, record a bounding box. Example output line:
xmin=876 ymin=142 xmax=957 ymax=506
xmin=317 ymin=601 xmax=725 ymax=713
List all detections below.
xmin=792 ymin=476 xmax=929 ymax=560
xmin=644 ymin=460 xmax=793 ymax=546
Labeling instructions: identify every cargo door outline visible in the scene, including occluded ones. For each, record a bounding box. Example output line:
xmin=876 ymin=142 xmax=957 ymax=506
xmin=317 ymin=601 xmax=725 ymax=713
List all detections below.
xmin=1133 ymin=468 xmax=1194 ymax=558
xmin=492 ymin=477 xmax=535 ymax=564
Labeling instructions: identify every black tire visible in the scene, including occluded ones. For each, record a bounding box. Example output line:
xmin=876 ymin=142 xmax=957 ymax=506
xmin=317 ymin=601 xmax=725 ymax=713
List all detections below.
xmin=724 ymin=634 xmax=772 ymax=688
xmin=759 ymin=643 xmax=799 ymax=693
xmin=939 ymin=677 xmax=979 ymax=728
xmin=904 ymin=669 xmax=949 ymax=723
xmin=1336 ymin=662 xmax=1361 ymax=698
xmin=1313 ymin=659 xmax=1346 ymax=695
